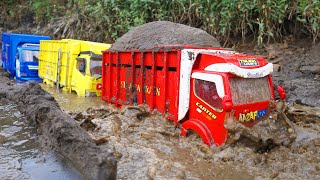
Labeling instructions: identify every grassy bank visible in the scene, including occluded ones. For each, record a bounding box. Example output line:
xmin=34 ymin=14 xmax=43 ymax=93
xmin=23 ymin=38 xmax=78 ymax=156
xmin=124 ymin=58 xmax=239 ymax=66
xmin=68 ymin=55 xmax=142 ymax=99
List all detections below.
xmin=2 ymin=0 xmax=319 ymax=45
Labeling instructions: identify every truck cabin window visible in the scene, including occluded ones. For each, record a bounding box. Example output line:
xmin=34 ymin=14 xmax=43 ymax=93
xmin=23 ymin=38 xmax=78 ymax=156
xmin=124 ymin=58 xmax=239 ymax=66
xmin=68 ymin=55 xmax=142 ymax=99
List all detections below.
xmin=90 ymin=58 xmax=102 ymax=78
xmin=21 ymin=50 xmax=39 ymax=62
xmin=229 ymin=76 xmax=271 ymax=105
xmin=194 ymin=79 xmax=222 ymax=110
xmin=76 ymin=58 xmax=86 ymax=75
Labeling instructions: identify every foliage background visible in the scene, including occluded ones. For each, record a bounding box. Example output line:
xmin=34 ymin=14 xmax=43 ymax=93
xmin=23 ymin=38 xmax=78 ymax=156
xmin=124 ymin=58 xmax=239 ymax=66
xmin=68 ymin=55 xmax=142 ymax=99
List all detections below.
xmin=1 ymin=0 xmax=319 ymax=45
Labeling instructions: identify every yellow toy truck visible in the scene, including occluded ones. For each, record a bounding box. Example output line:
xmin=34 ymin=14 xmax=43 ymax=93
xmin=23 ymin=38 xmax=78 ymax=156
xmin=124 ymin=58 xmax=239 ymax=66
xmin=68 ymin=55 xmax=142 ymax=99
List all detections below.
xmin=38 ymin=39 xmax=111 ymax=96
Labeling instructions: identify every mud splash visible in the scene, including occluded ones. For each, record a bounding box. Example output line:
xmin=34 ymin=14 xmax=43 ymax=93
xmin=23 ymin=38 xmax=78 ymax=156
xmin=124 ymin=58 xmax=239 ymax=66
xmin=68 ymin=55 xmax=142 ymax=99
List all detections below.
xmin=70 ymin=104 xmax=319 ymax=179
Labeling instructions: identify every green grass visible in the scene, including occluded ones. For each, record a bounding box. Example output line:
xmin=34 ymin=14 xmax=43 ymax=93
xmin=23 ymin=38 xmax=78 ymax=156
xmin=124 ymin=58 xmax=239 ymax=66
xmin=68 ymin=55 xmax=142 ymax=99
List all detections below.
xmin=7 ymin=0 xmax=320 ymax=45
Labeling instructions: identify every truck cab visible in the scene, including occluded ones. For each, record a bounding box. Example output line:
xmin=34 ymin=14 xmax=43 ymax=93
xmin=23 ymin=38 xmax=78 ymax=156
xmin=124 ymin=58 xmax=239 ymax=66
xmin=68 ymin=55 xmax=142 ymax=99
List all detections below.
xmin=15 ymin=44 xmax=41 ymax=81
xmin=180 ymin=49 xmax=275 ymax=146
xmin=1 ymin=33 xmax=50 ymax=81
xmin=72 ymin=51 xmax=103 ymax=96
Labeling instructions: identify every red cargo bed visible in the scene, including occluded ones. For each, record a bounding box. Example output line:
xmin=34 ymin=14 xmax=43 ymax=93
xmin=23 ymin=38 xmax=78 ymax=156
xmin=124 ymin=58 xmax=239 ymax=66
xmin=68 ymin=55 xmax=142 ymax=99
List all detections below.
xmin=102 ymin=49 xmax=181 ymax=122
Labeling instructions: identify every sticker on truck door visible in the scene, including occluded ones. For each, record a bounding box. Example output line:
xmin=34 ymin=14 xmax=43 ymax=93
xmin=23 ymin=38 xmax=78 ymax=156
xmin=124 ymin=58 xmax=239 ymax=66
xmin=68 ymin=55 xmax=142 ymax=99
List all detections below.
xmin=195 ymin=102 xmax=217 ymax=120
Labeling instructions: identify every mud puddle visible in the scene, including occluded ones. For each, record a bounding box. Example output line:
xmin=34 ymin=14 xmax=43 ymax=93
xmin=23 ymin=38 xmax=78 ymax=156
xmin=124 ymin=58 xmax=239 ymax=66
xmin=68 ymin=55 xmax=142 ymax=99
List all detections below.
xmin=0 ymin=101 xmax=83 ymax=179
xmin=40 ymin=84 xmax=105 ymax=112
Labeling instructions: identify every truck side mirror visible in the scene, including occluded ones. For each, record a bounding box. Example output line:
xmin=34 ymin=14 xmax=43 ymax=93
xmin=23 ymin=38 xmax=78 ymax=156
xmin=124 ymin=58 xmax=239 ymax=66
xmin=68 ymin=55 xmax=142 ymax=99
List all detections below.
xmin=222 ymin=96 xmax=233 ymax=111
xmin=277 ymin=86 xmax=286 ymax=100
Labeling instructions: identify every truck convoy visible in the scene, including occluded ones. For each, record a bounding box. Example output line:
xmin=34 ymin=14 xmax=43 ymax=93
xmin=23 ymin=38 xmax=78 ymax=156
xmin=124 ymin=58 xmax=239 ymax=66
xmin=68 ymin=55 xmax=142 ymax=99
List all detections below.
xmin=100 ymin=45 xmax=286 ymax=146
xmin=1 ymin=32 xmax=291 ymax=146
xmin=38 ymin=39 xmax=111 ymax=96
xmin=1 ymin=33 xmax=50 ymax=81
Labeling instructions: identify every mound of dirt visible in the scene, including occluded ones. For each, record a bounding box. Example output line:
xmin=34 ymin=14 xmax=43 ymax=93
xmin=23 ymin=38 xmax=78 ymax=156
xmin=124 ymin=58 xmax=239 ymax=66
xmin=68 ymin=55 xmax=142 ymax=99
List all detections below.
xmin=110 ymin=21 xmax=221 ymax=51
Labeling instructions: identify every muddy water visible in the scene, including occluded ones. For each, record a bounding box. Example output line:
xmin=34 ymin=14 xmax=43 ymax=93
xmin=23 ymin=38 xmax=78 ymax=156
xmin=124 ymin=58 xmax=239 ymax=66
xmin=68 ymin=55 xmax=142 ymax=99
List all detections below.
xmin=40 ymin=84 xmax=105 ymax=112
xmin=0 ymin=101 xmax=83 ymax=179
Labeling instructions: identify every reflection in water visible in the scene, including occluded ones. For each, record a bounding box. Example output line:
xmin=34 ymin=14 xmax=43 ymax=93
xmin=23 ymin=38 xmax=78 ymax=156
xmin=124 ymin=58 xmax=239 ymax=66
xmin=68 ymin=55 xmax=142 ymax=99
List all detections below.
xmin=0 ymin=102 xmax=83 ymax=179
xmin=40 ymin=84 xmax=106 ymax=112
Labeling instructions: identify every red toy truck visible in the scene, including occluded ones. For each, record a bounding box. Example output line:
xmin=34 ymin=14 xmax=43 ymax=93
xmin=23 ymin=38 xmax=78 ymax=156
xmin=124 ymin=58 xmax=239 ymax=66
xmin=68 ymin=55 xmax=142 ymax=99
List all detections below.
xmin=100 ymin=46 xmax=277 ymax=146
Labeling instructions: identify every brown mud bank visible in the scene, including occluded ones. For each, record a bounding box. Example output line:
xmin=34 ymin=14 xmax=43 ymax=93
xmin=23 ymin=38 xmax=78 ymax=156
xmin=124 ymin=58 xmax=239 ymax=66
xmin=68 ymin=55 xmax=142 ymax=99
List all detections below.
xmin=0 ymin=69 xmax=117 ymax=180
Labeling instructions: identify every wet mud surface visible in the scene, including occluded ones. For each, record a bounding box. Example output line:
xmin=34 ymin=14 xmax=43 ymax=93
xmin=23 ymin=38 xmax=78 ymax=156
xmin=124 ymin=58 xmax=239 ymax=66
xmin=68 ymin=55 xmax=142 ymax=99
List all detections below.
xmin=70 ymin=104 xmax=319 ymax=179
xmin=271 ymin=42 xmax=320 ymax=107
xmin=0 ymin=78 xmax=319 ymax=179
xmin=110 ymin=21 xmax=221 ymax=51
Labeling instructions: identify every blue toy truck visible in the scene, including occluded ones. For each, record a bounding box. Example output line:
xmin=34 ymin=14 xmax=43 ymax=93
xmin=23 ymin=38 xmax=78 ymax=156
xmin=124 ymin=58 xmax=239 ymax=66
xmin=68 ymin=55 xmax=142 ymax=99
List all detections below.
xmin=1 ymin=33 xmax=50 ymax=81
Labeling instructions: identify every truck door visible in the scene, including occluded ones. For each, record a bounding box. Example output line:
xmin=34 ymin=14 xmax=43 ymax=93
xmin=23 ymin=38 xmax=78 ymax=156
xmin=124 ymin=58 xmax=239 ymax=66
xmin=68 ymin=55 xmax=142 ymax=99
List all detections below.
xmin=189 ymin=74 xmax=225 ymax=121
xmin=72 ymin=54 xmax=103 ymax=96
xmin=186 ymin=72 xmax=228 ymax=146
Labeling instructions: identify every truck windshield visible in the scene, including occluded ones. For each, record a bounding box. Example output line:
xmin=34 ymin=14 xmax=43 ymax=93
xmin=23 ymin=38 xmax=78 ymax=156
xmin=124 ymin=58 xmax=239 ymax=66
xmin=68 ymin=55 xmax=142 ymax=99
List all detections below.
xmin=90 ymin=58 xmax=102 ymax=78
xmin=229 ymin=76 xmax=271 ymax=105
xmin=21 ymin=50 xmax=39 ymax=62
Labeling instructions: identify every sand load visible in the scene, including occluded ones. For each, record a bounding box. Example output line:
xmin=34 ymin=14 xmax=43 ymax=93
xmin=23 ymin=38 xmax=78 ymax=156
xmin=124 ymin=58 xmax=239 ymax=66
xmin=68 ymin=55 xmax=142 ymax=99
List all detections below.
xmin=110 ymin=21 xmax=221 ymax=51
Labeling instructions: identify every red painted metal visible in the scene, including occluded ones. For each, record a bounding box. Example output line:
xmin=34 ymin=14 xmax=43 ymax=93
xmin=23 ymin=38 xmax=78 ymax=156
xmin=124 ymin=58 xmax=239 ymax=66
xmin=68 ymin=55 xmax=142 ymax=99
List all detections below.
xmin=187 ymin=75 xmax=228 ymax=146
xmin=101 ymin=45 xmax=275 ymax=146
xmin=102 ymin=49 xmax=181 ymax=122
xmin=181 ymin=119 xmax=214 ymax=146
xmin=277 ymin=86 xmax=286 ymax=100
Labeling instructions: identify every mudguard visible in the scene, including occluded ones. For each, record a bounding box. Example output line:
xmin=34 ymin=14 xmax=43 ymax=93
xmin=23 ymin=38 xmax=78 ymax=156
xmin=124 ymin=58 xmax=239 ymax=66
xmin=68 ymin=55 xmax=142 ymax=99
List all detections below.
xmin=181 ymin=119 xmax=214 ymax=146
